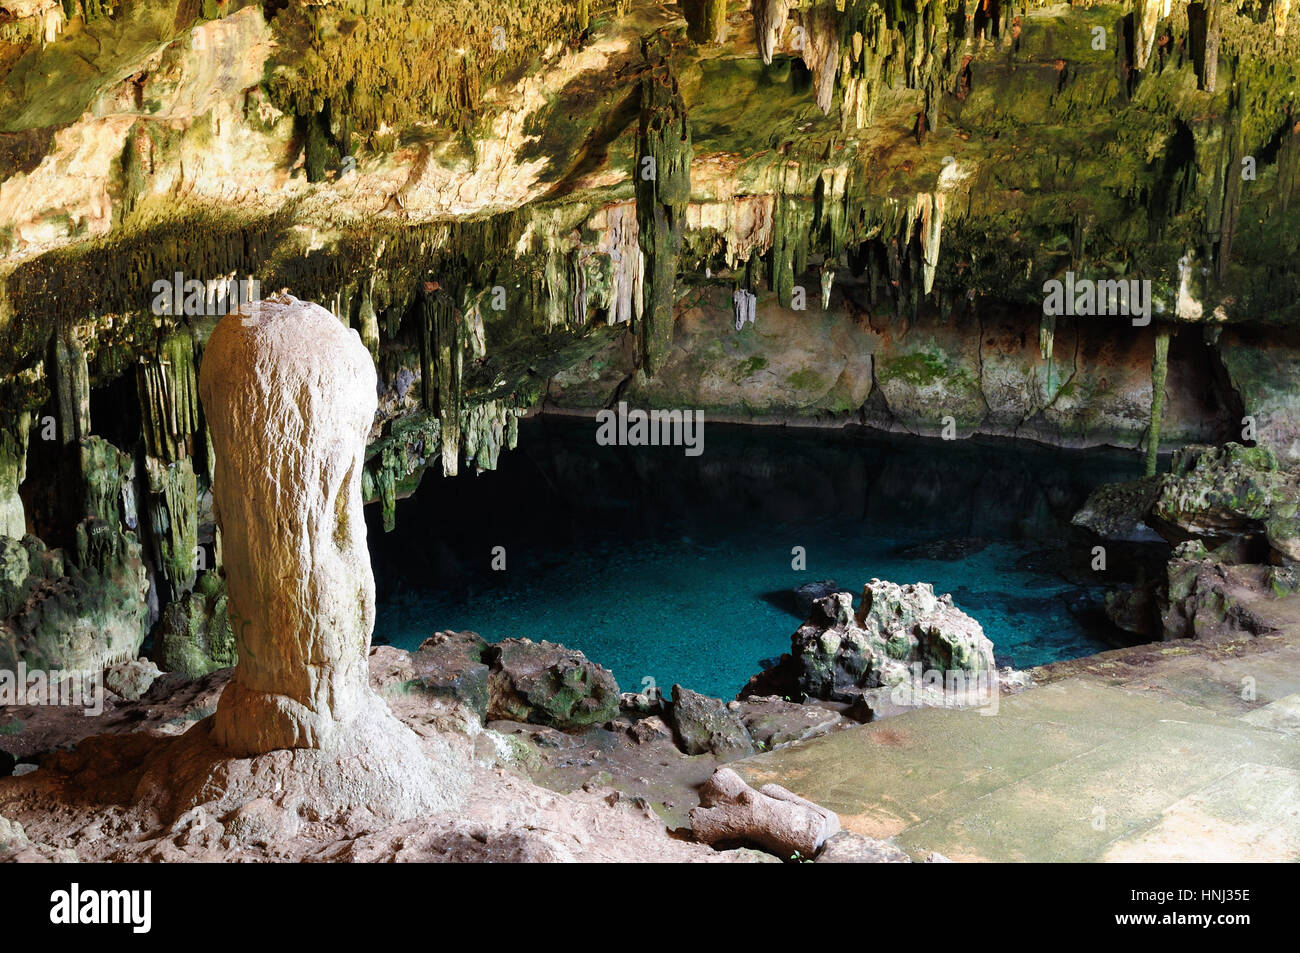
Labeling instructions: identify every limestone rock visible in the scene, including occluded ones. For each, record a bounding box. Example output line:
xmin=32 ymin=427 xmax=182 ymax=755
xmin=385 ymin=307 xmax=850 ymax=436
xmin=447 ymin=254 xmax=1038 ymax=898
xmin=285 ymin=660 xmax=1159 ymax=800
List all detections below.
xmin=737 ymin=694 xmax=842 ymax=751
xmin=407 ymin=630 xmax=491 ymax=720
xmin=689 ymin=767 xmax=839 ymax=858
xmin=815 ymin=830 xmax=911 ymax=863
xmin=668 ymin=684 xmax=756 ymax=759
xmin=486 ymin=638 xmax=620 ymax=730
xmin=0 ymin=522 xmax=148 ymax=673
xmin=151 ymin=570 xmax=234 ymax=678
xmin=195 ymin=294 xmax=465 ymax=819
xmin=769 ymin=580 xmax=996 ymax=705
xmin=104 ymin=657 xmax=162 ymax=701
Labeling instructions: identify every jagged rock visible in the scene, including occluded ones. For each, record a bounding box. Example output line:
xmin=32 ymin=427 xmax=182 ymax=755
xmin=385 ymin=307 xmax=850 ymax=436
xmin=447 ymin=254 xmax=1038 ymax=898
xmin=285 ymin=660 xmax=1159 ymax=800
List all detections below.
xmin=627 ymin=715 xmax=673 ymax=745
xmin=191 ymin=294 xmax=466 ymax=821
xmin=104 ymin=657 xmax=161 ymax=701
xmin=486 ymin=638 xmax=620 ymax=730
xmin=407 ymin=630 xmax=491 ymax=720
xmin=151 ymin=570 xmax=233 ymax=678
xmin=815 ymin=830 xmax=911 ymax=863
xmin=668 ymin=684 xmax=756 ymax=759
xmin=689 ymin=767 xmax=839 ymax=858
xmin=0 ymin=523 xmax=148 ymax=673
xmin=793 ymin=579 xmax=851 ymax=617
xmin=737 ymin=695 xmax=843 ymax=751
xmin=1159 ymin=542 xmax=1279 ymax=641
xmin=766 ymin=580 xmax=996 ymax=706
xmin=1071 ymin=476 xmax=1166 ymax=542
xmin=1149 ymin=444 xmax=1300 ymax=564
xmin=895 ymin=537 xmax=993 ymax=561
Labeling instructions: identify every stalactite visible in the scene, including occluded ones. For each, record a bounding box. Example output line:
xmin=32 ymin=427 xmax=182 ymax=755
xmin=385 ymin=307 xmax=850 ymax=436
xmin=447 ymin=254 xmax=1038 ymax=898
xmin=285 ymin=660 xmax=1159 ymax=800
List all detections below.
xmin=52 ymin=331 xmax=90 ymax=449
xmin=137 ymin=329 xmax=200 ymax=465
xmin=917 ymin=192 xmax=945 ymax=296
xmin=0 ymin=414 xmax=31 ymax=539
xmin=636 ymin=39 xmax=692 ymax=375
xmin=143 ymin=455 xmax=198 ymax=604
xmin=602 ymin=202 xmax=644 ymax=326
xmin=801 ymin=2 xmax=842 ymax=114
xmin=752 ymin=0 xmax=791 ymax=65
xmin=1145 ymin=327 xmax=1171 ymax=477
xmin=684 ymin=0 xmax=729 ymax=44
xmin=418 ymin=283 xmax=463 ymax=477
xmin=1202 ymin=0 xmax=1220 ymax=93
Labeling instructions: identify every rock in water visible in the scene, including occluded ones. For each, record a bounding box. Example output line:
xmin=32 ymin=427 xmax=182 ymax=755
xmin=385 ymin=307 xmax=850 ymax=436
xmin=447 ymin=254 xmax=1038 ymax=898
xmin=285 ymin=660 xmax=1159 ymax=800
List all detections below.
xmin=181 ymin=294 xmax=464 ymax=821
xmin=749 ymin=579 xmax=997 ymax=706
xmin=689 ymin=767 xmax=839 ymax=858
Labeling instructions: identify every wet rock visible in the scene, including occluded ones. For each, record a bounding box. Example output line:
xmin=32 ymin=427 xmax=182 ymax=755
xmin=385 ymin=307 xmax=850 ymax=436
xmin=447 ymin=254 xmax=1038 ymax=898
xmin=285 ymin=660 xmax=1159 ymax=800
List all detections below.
xmin=1149 ymin=444 xmax=1300 ymax=565
xmin=769 ymin=580 xmax=996 ymax=706
xmin=151 ymin=570 xmax=233 ymax=679
xmin=408 ymin=630 xmax=491 ymax=720
xmin=667 ymin=684 xmax=755 ymax=759
xmin=620 ymin=687 xmax=663 ymax=715
xmin=895 ymin=536 xmax=992 ymax=561
xmin=689 ymin=767 xmax=839 ymax=859
xmin=793 ymin=579 xmax=851 ymax=617
xmin=104 ymin=657 xmax=161 ymax=701
xmin=737 ymin=695 xmax=843 ymax=751
xmin=1071 ymin=476 xmax=1165 ymax=543
xmin=486 ymin=638 xmax=620 ymax=730
xmin=815 ymin=830 xmax=911 ymax=863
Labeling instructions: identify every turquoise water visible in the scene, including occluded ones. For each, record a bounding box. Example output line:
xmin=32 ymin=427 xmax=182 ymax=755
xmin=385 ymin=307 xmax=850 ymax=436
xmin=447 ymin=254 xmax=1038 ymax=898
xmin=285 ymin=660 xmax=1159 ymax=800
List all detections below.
xmin=369 ymin=418 xmax=1154 ymax=700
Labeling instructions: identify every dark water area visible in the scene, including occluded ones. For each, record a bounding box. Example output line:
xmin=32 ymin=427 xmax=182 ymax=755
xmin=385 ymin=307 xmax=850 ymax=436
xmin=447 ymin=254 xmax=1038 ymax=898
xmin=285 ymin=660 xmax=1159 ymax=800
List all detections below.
xmin=368 ymin=416 xmax=1161 ymax=699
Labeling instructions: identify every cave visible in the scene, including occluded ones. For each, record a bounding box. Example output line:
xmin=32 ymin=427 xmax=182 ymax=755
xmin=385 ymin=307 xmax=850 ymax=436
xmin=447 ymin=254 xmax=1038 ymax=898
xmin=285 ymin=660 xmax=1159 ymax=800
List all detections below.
xmin=0 ymin=0 xmax=1298 ymax=893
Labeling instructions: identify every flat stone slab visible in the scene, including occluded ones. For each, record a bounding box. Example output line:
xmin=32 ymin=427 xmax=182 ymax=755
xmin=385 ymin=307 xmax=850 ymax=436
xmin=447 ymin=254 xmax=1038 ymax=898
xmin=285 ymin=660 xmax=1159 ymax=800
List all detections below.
xmin=737 ymin=622 xmax=1300 ymax=862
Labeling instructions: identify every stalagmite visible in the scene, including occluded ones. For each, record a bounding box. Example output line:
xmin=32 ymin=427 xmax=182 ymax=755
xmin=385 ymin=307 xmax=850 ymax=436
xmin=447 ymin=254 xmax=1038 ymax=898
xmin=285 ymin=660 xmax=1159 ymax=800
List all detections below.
xmin=733 ymin=288 xmax=757 ymax=330
xmin=820 ymin=266 xmax=835 ymax=310
xmin=186 ymin=294 xmax=464 ymax=821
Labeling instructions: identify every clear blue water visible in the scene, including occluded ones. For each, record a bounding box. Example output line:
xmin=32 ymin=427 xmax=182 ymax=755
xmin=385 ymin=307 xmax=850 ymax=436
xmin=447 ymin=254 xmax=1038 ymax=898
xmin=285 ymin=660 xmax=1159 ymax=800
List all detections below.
xmin=369 ymin=418 xmax=1155 ymax=699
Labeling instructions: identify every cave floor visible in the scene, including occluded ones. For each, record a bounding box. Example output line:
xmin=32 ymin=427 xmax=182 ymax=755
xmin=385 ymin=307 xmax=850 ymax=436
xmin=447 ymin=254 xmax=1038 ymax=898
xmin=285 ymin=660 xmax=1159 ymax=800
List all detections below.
xmin=735 ymin=603 xmax=1300 ymax=863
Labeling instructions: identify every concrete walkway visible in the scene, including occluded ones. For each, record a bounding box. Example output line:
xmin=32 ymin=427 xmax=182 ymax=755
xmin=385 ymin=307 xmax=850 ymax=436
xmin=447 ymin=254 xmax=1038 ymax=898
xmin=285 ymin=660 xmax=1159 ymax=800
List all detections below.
xmin=737 ymin=619 xmax=1300 ymax=862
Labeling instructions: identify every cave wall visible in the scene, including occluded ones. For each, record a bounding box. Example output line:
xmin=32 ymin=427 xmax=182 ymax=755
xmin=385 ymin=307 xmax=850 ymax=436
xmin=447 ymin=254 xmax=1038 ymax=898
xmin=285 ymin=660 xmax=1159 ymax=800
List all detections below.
xmin=1 ymin=0 xmax=1298 ymax=671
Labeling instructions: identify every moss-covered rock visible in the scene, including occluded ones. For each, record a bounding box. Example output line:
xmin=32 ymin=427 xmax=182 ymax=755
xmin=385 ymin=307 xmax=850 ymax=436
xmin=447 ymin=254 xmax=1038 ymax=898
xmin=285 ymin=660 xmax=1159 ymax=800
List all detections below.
xmin=486 ymin=637 xmax=620 ymax=730
xmin=151 ymin=570 xmax=233 ymax=678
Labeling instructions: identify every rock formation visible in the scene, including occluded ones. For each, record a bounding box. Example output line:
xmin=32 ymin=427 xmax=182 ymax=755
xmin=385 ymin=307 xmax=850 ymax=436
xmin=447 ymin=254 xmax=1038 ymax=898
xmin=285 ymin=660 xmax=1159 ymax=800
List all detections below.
xmin=177 ymin=294 xmax=465 ymax=820
xmin=746 ymin=579 xmax=997 ymax=707
xmin=690 ymin=766 xmax=839 ymax=858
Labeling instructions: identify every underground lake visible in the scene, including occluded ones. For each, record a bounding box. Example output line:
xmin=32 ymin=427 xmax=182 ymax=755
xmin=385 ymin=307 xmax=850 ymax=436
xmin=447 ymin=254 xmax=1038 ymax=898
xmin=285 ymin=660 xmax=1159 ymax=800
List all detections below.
xmin=369 ymin=416 xmax=1161 ymax=699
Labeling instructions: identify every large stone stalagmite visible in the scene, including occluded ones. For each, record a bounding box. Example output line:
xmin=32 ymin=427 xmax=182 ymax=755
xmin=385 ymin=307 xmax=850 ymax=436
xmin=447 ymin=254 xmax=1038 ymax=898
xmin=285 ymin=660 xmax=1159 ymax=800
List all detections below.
xmin=167 ymin=294 xmax=464 ymax=822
